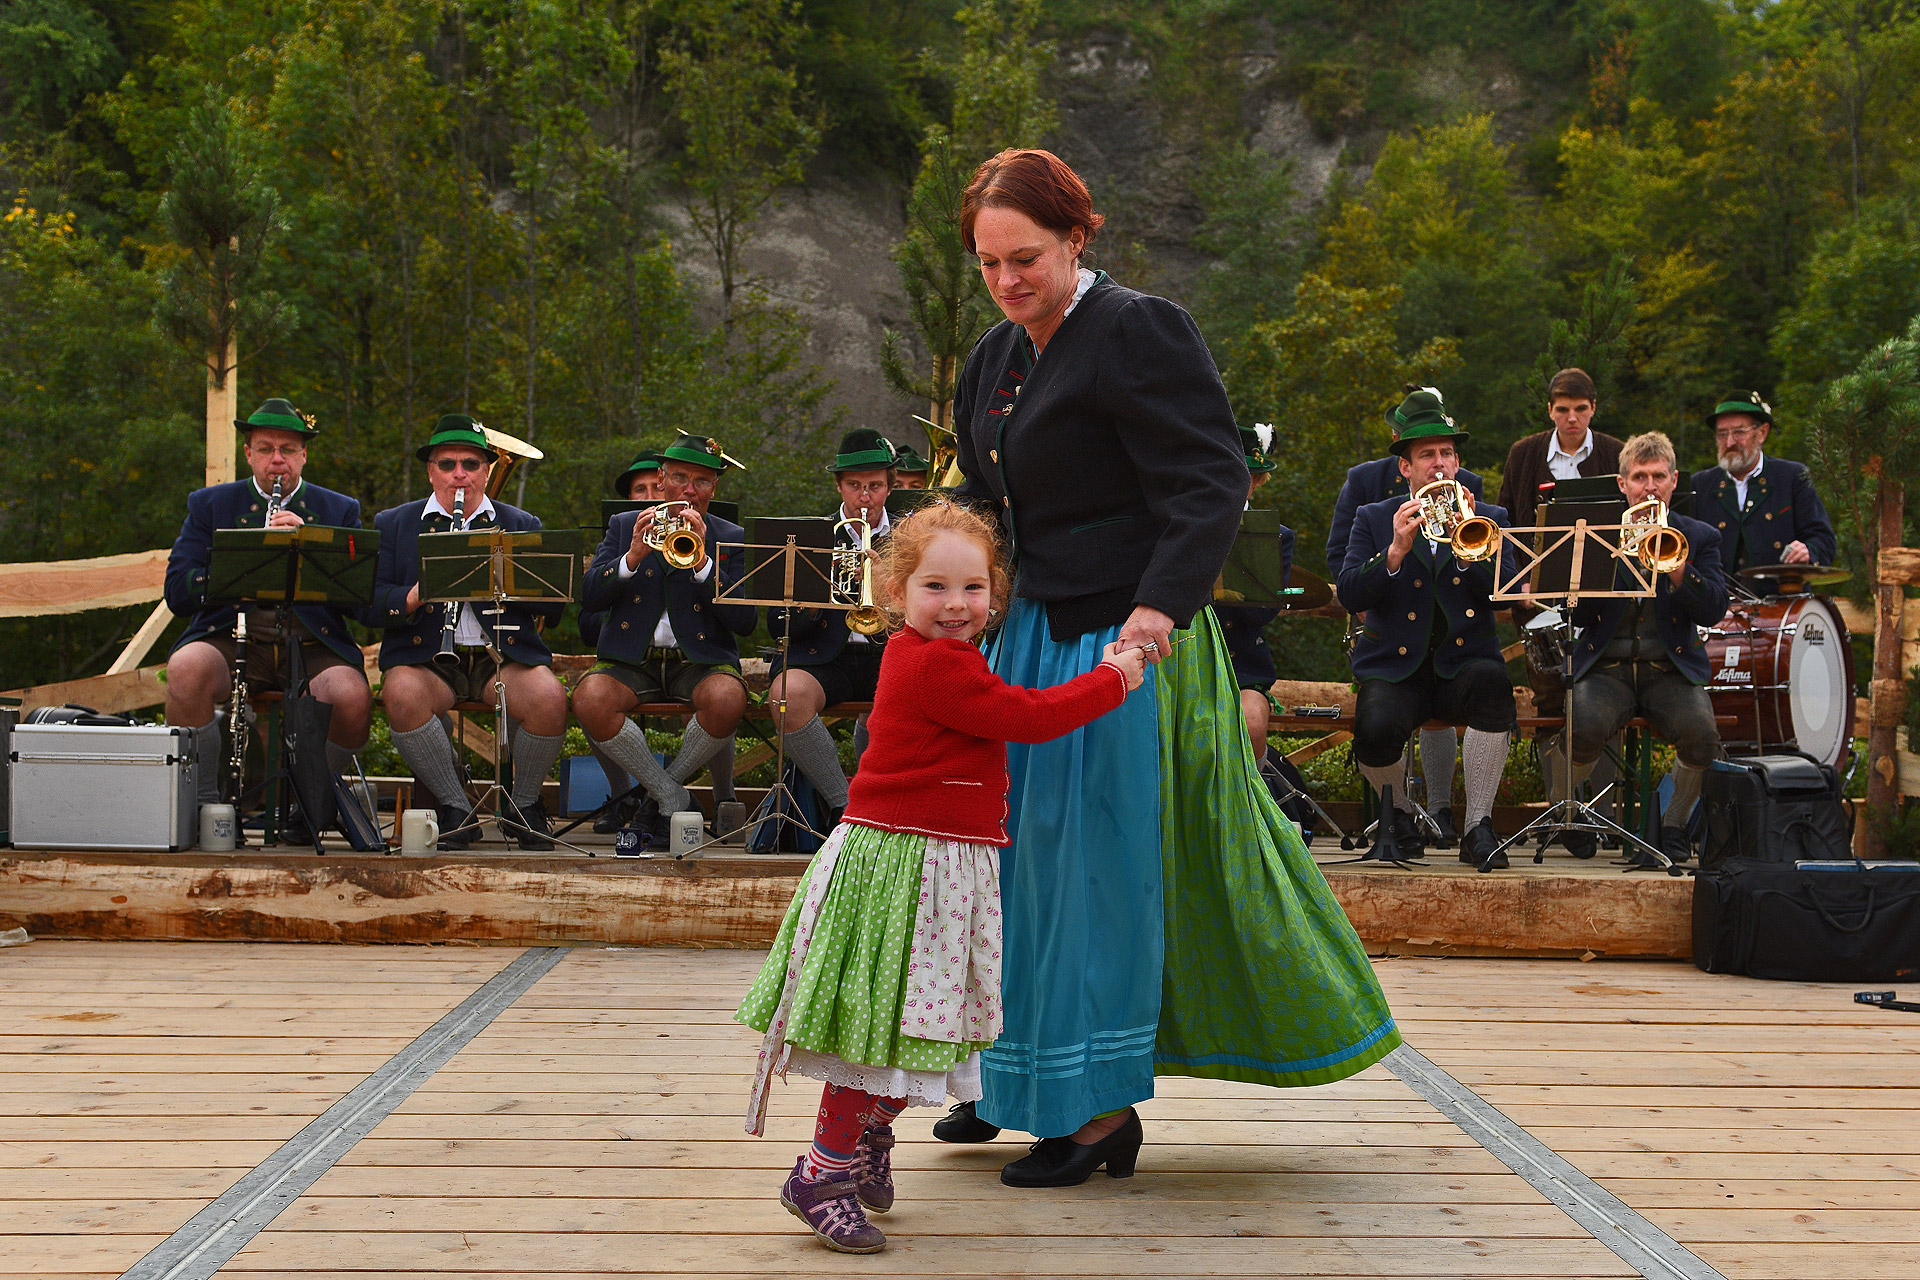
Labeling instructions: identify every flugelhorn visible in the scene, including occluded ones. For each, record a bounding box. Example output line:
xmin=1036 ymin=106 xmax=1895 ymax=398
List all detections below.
xmin=645 ymin=501 xmax=703 ymax=570
xmin=832 ymin=515 xmax=887 ymax=635
xmin=1413 ymin=478 xmax=1499 ymax=562
xmin=1622 ymin=499 xmax=1688 ymax=573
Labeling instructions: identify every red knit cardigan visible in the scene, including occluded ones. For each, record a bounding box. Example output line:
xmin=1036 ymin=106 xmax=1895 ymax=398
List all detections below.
xmin=841 ymin=626 xmax=1129 ymax=845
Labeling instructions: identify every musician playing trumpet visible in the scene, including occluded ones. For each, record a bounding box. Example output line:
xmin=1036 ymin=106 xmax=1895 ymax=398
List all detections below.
xmin=1557 ymin=431 xmax=1727 ymax=865
xmin=1337 ymin=410 xmax=1518 ymax=868
xmin=572 ymin=432 xmax=756 ymax=843
xmin=368 ymin=416 xmax=570 ymax=850
xmin=163 ymin=399 xmax=371 ymax=836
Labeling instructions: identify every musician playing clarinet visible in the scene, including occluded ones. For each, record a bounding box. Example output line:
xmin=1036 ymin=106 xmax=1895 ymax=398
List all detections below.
xmin=1328 ymin=388 xmax=1488 ymax=848
xmin=1690 ymin=391 xmax=1837 ymax=575
xmin=163 ymin=399 xmax=371 ymax=840
xmin=1561 ymin=431 xmax=1727 ymax=865
xmin=1337 ymin=407 xmax=1517 ymax=868
xmin=367 ymin=415 xmax=570 ymax=850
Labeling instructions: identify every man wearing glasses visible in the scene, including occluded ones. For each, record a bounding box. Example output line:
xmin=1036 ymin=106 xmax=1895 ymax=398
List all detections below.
xmin=368 ymin=415 xmax=570 ymax=850
xmin=164 ymin=399 xmax=373 ymax=837
xmin=571 ymin=432 xmax=756 ymax=843
xmin=1690 ymin=391 xmax=1836 ymax=575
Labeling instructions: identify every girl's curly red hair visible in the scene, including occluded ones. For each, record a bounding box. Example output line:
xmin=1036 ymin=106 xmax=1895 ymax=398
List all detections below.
xmin=874 ymin=500 xmax=1012 ymax=632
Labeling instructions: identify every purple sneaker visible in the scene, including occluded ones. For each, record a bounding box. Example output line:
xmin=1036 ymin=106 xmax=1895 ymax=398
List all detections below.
xmin=853 ymin=1124 xmax=896 ymax=1214
xmin=780 ymin=1158 xmax=886 ymax=1254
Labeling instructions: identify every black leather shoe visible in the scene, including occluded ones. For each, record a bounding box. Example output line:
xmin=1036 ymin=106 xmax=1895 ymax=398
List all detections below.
xmin=437 ymin=805 xmax=477 ymax=851
xmin=1659 ymin=825 xmax=1692 ymax=864
xmin=592 ymin=799 xmax=626 ymax=835
xmin=1429 ymin=804 xmax=1459 ymax=847
xmin=1561 ymin=828 xmax=1598 ymax=859
xmin=931 ymin=1099 xmax=1001 ymax=1144
xmin=1460 ymin=816 xmax=1505 ymax=869
xmin=1000 ymin=1110 xmax=1142 ymax=1188
xmin=505 ymin=800 xmax=555 ymax=851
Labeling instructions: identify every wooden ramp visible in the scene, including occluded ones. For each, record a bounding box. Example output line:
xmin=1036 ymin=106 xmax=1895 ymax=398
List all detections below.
xmin=3 ymin=942 xmax=1915 ymax=1279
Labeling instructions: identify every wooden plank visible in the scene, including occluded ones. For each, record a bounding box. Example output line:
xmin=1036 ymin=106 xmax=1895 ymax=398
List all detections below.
xmin=106 ymin=601 xmax=174 ymax=675
xmin=2 ymin=664 xmax=168 ymax=715
xmin=1266 ymin=679 xmax=1355 ymax=714
xmin=0 ymin=549 xmax=168 ymax=618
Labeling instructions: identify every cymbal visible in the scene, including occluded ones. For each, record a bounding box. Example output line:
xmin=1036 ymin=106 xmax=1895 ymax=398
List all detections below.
xmin=1736 ymin=563 xmax=1851 ymax=588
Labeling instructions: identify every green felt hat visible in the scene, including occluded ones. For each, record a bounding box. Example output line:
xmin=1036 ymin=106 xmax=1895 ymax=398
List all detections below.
xmin=826 ymin=427 xmax=898 ymax=473
xmin=415 ymin=414 xmax=499 ymax=464
xmin=1387 ymin=417 xmax=1470 ymax=458
xmin=612 ymin=450 xmax=664 ymax=497
xmin=1708 ymin=390 xmax=1772 ymax=427
xmin=659 ymin=432 xmax=745 ymax=472
xmin=1385 ymin=386 xmax=1455 ymax=435
xmin=1240 ymin=422 xmax=1277 ymax=474
xmin=890 ymin=443 xmax=931 ymax=474
xmin=237 ymin=398 xmax=317 ymax=438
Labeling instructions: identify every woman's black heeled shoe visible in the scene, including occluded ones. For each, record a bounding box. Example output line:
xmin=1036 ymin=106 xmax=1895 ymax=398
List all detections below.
xmin=999 ymin=1110 xmax=1142 ymax=1187
xmin=931 ymin=1099 xmax=1001 ymax=1144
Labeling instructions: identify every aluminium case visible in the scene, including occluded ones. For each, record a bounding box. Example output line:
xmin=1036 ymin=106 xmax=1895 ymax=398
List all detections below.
xmin=8 ymin=723 xmax=199 ymax=851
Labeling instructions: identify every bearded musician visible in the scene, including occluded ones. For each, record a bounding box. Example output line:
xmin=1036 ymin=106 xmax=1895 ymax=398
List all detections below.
xmin=1337 ymin=407 xmax=1517 ymax=868
xmin=162 ymin=399 xmax=372 ymax=836
xmin=1690 ymin=391 xmax=1836 ymax=576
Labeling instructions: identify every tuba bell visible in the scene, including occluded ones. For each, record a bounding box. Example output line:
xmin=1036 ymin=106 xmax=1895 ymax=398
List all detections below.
xmin=832 ymin=515 xmax=888 ymax=635
xmin=1413 ymin=478 xmax=1500 ymax=563
xmin=480 ymin=424 xmax=545 ymax=498
xmin=1622 ymin=499 xmax=1688 ymax=573
xmin=644 ymin=501 xmax=704 ymax=570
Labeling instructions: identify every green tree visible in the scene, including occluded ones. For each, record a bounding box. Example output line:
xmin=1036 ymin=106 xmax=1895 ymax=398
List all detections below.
xmin=1525 ymin=256 xmax=1639 ymax=408
xmin=1190 ymin=141 xmax=1307 ymax=403
xmin=949 ymin=0 xmax=1055 ymax=163
xmin=660 ymin=0 xmax=820 ymax=318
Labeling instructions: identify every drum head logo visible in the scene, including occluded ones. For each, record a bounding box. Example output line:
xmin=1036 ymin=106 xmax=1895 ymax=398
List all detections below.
xmin=1715 ymin=644 xmax=1752 ymax=683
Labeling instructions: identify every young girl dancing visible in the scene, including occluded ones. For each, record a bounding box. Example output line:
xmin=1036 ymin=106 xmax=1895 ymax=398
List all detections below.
xmin=736 ymin=501 xmax=1146 ymax=1254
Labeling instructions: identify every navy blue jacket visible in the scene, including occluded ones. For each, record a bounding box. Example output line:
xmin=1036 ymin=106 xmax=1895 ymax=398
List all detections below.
xmin=580 ymin=509 xmax=756 ymax=667
xmin=1567 ymin=513 xmax=1728 ymax=685
xmin=1326 ymin=456 xmax=1485 ymax=587
xmin=1216 ymin=521 xmax=1296 ymax=689
xmin=768 ymin=516 xmax=888 ymax=668
xmin=1690 ymin=458 xmax=1836 ymax=574
xmin=1338 ymin=497 xmax=1515 ymax=682
xmin=366 ymin=498 xmax=561 ymax=669
xmin=164 ymin=479 xmax=366 ymax=667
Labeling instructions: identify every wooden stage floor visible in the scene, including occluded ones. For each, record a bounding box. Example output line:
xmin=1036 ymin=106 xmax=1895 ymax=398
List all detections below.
xmin=5 ymin=941 xmax=1915 ymax=1279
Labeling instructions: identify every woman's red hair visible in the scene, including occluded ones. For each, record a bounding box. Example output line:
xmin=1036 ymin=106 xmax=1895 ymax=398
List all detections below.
xmin=960 ymin=149 xmax=1105 ymax=254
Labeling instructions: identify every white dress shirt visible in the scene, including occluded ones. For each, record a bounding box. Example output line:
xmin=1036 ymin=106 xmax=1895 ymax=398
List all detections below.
xmin=1545 ymin=427 xmax=1593 ymax=480
xmin=1725 ymin=452 xmax=1766 ymax=510
xmin=424 ymin=491 xmax=495 ymax=645
xmin=613 ymin=508 xmax=714 ymax=649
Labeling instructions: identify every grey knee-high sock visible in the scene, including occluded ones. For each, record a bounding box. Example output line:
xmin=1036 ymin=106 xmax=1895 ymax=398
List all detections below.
xmin=391 ymin=718 xmax=470 ymax=811
xmin=593 ymin=720 xmax=688 ymax=812
xmin=1419 ymin=726 xmax=1457 ymax=810
xmin=708 ymin=735 xmax=737 ymax=804
xmin=783 ymin=716 xmax=849 ymax=808
xmin=1462 ymin=729 xmax=1508 ymax=827
xmin=511 ymin=729 xmax=563 ymax=809
xmin=1665 ymin=763 xmax=1705 ymax=830
xmin=669 ymin=719 xmax=723 ymax=786
xmin=192 ymin=718 xmax=222 ymax=804
xmin=1358 ymin=757 xmax=1414 ymax=811
xmin=591 ymin=741 xmax=629 ymax=791
xmin=325 ymin=739 xmax=358 ymax=777
xmin=1559 ymin=755 xmax=1598 ymax=804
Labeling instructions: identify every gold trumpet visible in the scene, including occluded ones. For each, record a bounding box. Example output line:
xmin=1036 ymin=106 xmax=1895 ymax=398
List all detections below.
xmin=1622 ymin=499 xmax=1689 ymax=573
xmin=645 ymin=501 xmax=704 ymax=570
xmin=832 ymin=515 xmax=888 ymax=635
xmin=1413 ymin=478 xmax=1500 ymax=562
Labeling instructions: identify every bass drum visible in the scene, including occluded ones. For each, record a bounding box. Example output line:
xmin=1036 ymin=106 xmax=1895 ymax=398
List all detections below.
xmin=1703 ymin=595 xmax=1856 ymax=768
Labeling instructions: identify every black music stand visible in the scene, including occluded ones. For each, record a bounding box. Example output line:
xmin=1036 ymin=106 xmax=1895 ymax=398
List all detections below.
xmin=205 ymin=526 xmax=381 ymax=852
xmin=419 ymin=527 xmax=584 ymax=852
xmin=1485 ymin=519 xmax=1681 ymax=876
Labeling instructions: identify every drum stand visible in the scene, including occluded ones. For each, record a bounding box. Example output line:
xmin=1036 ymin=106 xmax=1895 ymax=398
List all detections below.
xmin=1480 ymin=612 xmax=1679 ymax=876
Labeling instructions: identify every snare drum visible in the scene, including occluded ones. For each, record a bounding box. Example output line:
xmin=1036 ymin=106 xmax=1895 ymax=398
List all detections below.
xmin=1523 ymin=608 xmax=1567 ymax=678
xmin=1703 ymin=595 xmax=1856 ymax=768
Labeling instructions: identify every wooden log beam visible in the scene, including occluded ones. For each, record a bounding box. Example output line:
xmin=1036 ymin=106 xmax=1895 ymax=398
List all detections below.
xmin=1867 ymin=505 xmax=1907 ymax=855
xmin=107 ymin=601 xmax=174 ymax=674
xmin=1267 ymin=679 xmax=1355 ymax=714
xmin=0 ymin=851 xmax=1696 ymax=957
xmin=0 ymin=549 xmax=169 ymax=618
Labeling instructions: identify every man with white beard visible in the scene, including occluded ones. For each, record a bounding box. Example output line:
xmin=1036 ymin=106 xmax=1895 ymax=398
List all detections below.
xmin=1689 ymin=391 xmax=1836 ymax=576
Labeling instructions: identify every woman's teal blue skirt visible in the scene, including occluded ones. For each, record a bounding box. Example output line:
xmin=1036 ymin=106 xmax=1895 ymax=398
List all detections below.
xmin=980 ymin=597 xmax=1401 ymax=1138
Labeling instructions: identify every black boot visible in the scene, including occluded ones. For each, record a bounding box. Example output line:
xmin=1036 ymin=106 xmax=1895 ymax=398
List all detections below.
xmin=1428 ymin=804 xmax=1459 ymax=848
xmin=504 ymin=799 xmax=555 ymax=851
xmin=931 ymin=1099 xmax=1001 ymax=1143
xmin=1000 ymin=1110 xmax=1142 ymax=1188
xmin=437 ymin=805 xmax=478 ymax=851
xmin=1460 ymin=816 xmax=1505 ymax=870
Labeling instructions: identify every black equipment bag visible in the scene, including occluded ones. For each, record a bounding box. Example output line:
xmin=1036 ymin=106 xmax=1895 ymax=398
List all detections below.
xmin=1261 ymin=747 xmax=1316 ymax=843
xmin=1700 ymin=753 xmax=1850 ymax=869
xmin=24 ymin=704 xmax=142 ymax=727
xmin=748 ymin=764 xmax=825 ymax=855
xmin=1692 ymin=856 xmax=1920 ymax=981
